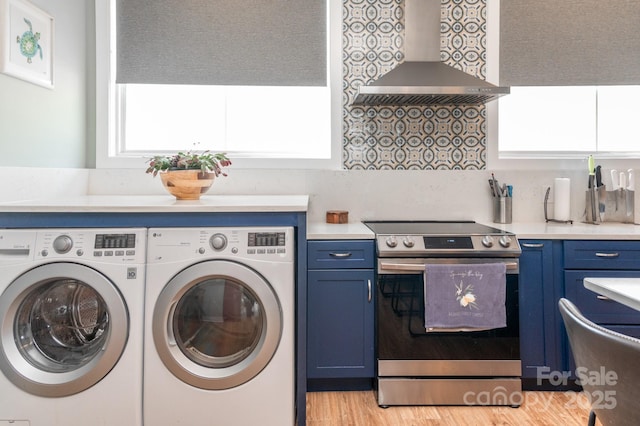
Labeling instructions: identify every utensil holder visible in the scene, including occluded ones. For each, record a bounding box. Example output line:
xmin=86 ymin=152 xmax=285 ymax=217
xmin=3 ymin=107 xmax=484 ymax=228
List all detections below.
xmin=585 ymin=188 xmax=635 ymax=223
xmin=493 ymin=197 xmax=512 ymax=224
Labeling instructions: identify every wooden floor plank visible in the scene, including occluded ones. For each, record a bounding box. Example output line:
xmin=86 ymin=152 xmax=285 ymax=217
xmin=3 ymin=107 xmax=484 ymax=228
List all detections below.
xmin=306 ymin=390 xmax=598 ymax=425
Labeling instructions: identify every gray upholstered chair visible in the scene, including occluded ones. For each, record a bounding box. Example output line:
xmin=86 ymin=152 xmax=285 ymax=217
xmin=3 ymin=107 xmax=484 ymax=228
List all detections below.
xmin=558 ymin=298 xmax=640 ymax=426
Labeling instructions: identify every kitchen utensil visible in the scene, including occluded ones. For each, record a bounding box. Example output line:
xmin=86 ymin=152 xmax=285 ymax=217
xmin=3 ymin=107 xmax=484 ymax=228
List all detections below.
xmin=620 ymin=172 xmax=627 ymax=191
xmin=620 ymin=171 xmax=632 ymax=217
xmin=628 ymin=169 xmax=635 ymax=191
xmin=618 ymin=171 xmax=627 ymax=214
xmin=608 ymin=168 xmax=619 ymax=211
xmin=595 ymin=166 xmax=605 ymax=220
xmin=490 ymin=173 xmax=500 ymax=197
xmin=595 ymin=165 xmax=602 ymax=187
xmin=610 ymin=169 xmax=619 ymax=190
xmin=488 ymin=179 xmax=498 ymax=197
xmin=587 ymin=156 xmax=597 ymax=222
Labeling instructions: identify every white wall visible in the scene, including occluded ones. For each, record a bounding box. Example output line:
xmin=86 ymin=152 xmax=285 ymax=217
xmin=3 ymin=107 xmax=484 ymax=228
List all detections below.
xmin=0 ymin=167 xmax=88 ymax=201
xmin=0 ymin=0 xmax=88 ymax=168
xmin=87 ymin=166 xmax=638 ymax=224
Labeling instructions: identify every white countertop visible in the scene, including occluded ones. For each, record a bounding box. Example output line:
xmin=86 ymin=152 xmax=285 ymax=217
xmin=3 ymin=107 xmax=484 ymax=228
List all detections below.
xmin=307 ymin=222 xmax=374 ymax=240
xmin=1 ymin=195 xmax=639 ymax=240
xmin=0 ymin=195 xmax=309 ymax=213
xmin=306 ymin=221 xmax=640 ymax=240
xmin=583 ymin=277 xmax=640 ymax=312
xmin=496 ymin=222 xmax=640 ymax=240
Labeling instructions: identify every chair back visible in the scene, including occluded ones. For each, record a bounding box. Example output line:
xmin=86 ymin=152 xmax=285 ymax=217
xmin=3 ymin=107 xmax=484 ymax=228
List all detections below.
xmin=559 ymin=297 xmax=640 ymax=426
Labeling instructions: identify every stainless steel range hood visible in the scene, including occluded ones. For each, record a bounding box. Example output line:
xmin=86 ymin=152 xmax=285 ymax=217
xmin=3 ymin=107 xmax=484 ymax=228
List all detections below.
xmin=352 ymin=0 xmax=509 ymax=106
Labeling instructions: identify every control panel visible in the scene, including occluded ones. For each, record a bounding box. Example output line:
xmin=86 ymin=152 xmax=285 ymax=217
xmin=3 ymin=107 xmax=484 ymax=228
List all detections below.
xmin=376 ymin=233 xmax=521 ymax=257
xmin=34 ymin=229 xmax=146 ymax=263
xmin=147 ymin=227 xmax=294 ymax=263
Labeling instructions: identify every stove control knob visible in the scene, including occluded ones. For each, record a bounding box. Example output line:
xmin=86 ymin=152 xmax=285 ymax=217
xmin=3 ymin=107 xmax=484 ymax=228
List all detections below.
xmin=403 ymin=237 xmax=415 ymax=248
xmin=499 ymin=235 xmax=512 ymax=248
xmin=210 ymin=233 xmax=228 ymax=251
xmin=53 ymin=235 xmax=73 ymax=254
xmin=385 ymin=236 xmax=398 ymax=248
xmin=481 ymin=235 xmax=494 ymax=248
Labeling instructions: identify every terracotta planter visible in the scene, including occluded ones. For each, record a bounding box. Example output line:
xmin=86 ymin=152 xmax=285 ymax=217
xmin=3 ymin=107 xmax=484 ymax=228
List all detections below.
xmin=159 ymin=170 xmax=215 ymax=200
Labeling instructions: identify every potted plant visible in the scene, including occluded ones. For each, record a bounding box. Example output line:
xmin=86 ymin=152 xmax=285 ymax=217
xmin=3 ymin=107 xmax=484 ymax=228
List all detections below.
xmin=146 ymin=149 xmax=231 ymax=200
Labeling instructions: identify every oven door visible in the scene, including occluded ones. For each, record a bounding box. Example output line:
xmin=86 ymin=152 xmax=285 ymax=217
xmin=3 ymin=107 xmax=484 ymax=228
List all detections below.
xmin=376 ymin=258 xmax=520 ymax=377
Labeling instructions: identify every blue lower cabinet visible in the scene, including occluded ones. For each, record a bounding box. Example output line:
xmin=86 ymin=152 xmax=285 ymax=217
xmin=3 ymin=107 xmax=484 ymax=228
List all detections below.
xmin=307 ymin=270 xmax=374 ymax=381
xmin=307 ymin=240 xmax=375 ymax=391
xmin=519 ymin=240 xmax=566 ymax=389
xmin=562 ymin=240 xmax=640 ymax=382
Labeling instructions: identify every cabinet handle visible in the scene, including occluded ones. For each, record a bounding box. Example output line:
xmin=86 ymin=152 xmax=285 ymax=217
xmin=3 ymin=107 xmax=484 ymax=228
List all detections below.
xmin=329 ymin=252 xmax=352 ymax=258
xmin=595 ymin=252 xmax=620 ymax=258
xmin=367 ymin=279 xmax=372 ymax=303
xmin=596 ymin=295 xmax=611 ymax=301
xmin=522 ymin=243 xmax=544 ymax=248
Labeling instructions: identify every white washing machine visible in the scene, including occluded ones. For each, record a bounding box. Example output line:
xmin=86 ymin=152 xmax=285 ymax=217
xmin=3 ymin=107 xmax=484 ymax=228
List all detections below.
xmin=0 ymin=228 xmax=146 ymax=426
xmin=144 ymin=227 xmax=295 ymax=426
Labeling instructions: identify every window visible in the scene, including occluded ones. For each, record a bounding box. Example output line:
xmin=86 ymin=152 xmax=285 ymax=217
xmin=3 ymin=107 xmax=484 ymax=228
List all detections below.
xmin=96 ymin=0 xmax=341 ymax=169
xmin=120 ymin=85 xmax=331 ymax=159
xmin=498 ymin=86 xmax=640 ymax=158
xmin=497 ymin=1 xmax=640 ymax=161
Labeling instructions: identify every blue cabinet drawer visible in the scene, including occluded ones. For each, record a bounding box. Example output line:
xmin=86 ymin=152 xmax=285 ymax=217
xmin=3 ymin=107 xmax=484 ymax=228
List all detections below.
xmin=308 ymin=240 xmax=374 ymax=269
xmin=564 ymin=241 xmax=640 ymax=270
xmin=564 ymin=270 xmax=640 ymax=324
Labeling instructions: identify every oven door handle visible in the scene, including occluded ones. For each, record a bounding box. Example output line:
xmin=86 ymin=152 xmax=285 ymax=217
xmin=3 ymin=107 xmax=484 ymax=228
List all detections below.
xmin=379 ymin=262 xmax=519 ymax=272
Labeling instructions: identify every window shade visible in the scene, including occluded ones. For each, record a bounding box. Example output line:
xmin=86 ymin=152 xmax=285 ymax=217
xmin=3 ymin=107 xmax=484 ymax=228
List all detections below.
xmin=116 ymin=0 xmax=326 ymax=86
xmin=500 ymin=0 xmax=640 ymax=86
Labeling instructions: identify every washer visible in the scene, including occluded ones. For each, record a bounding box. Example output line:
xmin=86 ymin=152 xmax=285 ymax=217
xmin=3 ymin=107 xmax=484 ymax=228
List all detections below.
xmin=144 ymin=227 xmax=295 ymax=426
xmin=0 ymin=228 xmax=146 ymax=426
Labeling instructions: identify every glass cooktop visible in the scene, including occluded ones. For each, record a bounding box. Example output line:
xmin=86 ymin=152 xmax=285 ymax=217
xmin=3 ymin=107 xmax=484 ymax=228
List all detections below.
xmin=363 ymin=221 xmax=511 ymax=236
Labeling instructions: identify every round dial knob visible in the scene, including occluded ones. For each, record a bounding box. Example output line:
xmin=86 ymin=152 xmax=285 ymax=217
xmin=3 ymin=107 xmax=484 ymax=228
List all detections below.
xmin=481 ymin=235 xmax=494 ymax=248
xmin=210 ymin=233 xmax=228 ymax=251
xmin=403 ymin=237 xmax=415 ymax=248
xmin=385 ymin=236 xmax=398 ymax=248
xmin=499 ymin=235 xmax=512 ymax=248
xmin=53 ymin=235 xmax=73 ymax=254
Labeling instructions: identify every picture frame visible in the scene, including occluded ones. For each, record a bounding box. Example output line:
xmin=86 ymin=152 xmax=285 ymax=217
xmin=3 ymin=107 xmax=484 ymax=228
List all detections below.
xmin=0 ymin=0 xmax=53 ymax=89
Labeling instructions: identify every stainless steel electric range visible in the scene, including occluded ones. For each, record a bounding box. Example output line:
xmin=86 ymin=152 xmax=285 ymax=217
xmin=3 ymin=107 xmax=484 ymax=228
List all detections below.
xmin=363 ymin=221 xmax=522 ymax=407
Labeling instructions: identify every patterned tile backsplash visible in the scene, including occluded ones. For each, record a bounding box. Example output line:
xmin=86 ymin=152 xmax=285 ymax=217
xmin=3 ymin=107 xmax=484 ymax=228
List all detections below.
xmin=343 ymin=0 xmax=488 ymax=170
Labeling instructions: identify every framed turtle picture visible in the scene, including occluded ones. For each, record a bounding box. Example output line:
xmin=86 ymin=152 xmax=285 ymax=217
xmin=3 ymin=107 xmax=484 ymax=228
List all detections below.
xmin=0 ymin=0 xmax=53 ymax=89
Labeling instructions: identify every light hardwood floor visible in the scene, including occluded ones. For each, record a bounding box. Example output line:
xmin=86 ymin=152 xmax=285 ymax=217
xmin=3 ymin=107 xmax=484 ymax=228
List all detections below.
xmin=307 ymin=390 xmax=599 ymax=425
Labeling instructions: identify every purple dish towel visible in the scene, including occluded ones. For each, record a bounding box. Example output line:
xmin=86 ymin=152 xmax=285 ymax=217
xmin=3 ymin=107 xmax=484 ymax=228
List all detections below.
xmin=424 ymin=263 xmax=507 ymax=332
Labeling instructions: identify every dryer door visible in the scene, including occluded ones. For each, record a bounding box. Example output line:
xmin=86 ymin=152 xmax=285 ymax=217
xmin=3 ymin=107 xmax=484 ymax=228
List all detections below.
xmin=153 ymin=259 xmax=282 ymax=390
xmin=0 ymin=262 xmax=128 ymax=397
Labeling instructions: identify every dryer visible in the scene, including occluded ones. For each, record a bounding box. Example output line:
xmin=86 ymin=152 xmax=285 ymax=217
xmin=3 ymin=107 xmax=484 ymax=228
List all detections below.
xmin=0 ymin=228 xmax=146 ymax=426
xmin=144 ymin=227 xmax=295 ymax=426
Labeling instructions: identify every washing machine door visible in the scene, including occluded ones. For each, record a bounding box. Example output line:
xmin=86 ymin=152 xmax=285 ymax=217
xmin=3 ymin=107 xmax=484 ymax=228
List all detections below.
xmin=153 ymin=259 xmax=282 ymax=390
xmin=0 ymin=262 xmax=128 ymax=397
